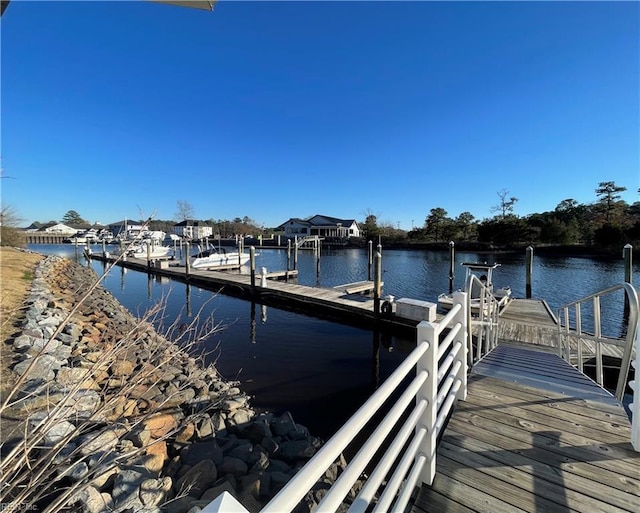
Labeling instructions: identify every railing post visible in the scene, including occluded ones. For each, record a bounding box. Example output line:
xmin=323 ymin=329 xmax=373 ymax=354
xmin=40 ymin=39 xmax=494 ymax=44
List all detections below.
xmin=416 ymin=320 xmax=438 ymax=485
xmin=200 ymin=491 xmax=250 ymax=513
xmin=452 ymin=291 xmax=468 ymax=401
xmin=629 ymin=326 xmax=639 ymax=451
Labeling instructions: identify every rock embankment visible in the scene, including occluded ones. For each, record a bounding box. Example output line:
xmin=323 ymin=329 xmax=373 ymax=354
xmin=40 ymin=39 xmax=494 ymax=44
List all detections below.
xmin=4 ymin=255 xmax=348 ymax=513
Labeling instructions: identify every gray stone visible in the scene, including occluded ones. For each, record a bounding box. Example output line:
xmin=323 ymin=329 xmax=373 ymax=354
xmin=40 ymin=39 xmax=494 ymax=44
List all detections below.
xmin=240 ymin=419 xmax=272 ymax=444
xmin=176 ymin=459 xmax=218 ymax=499
xmin=220 ymin=456 xmax=248 ymax=477
xmin=228 ymin=408 xmax=253 ymax=427
xmin=78 ymin=427 xmax=120 ymax=455
xmin=56 ymin=367 xmax=91 ymax=387
xmin=279 ymin=440 xmax=316 ymax=462
xmin=195 ymin=415 xmax=214 ymax=440
xmin=13 ymin=354 xmax=61 ymax=380
xmin=200 ymin=479 xmax=236 ymax=502
xmin=267 ymin=459 xmax=291 ymax=473
xmin=269 ymin=471 xmax=292 ymax=493
xmin=28 ymin=413 xmax=76 ymax=446
xmin=25 ymin=336 xmax=61 ymax=356
xmin=227 ymin=440 xmax=253 ymax=463
xmin=112 ymin=467 xmax=148 ymax=506
xmin=180 ymin=441 xmax=223 ymax=466
xmin=59 ymin=461 xmax=89 ymax=481
xmin=140 ymin=476 xmax=173 ymax=507
xmin=261 ymin=436 xmax=279 ymax=456
xmin=162 ymin=495 xmax=199 ymax=513
xmin=72 ymin=486 xmax=113 ymax=513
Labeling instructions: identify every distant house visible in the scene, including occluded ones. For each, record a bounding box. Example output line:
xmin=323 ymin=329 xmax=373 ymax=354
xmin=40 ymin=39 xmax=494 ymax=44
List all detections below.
xmin=24 ymin=222 xmax=76 ymax=234
xmin=173 ymin=220 xmax=213 ymax=240
xmin=44 ymin=223 xmax=77 ymax=234
xmin=276 ymin=215 xmax=361 ymax=239
xmin=107 ymin=220 xmax=145 ymax=239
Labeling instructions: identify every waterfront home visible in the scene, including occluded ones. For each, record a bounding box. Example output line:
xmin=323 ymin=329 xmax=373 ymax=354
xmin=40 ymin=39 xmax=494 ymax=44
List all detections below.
xmin=25 ymin=222 xmax=76 ymax=234
xmin=108 ymin=220 xmax=145 ymax=240
xmin=173 ymin=219 xmax=214 ymax=241
xmin=277 ymin=214 xmax=361 ymax=239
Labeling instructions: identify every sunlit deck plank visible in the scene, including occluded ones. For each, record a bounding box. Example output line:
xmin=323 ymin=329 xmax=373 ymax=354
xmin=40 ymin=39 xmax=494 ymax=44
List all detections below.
xmin=412 ymin=345 xmax=640 ymax=513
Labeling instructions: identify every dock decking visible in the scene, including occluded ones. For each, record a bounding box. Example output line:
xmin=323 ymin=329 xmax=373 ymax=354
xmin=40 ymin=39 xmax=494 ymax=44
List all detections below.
xmin=412 ymin=344 xmax=639 ymax=513
xmin=91 ymin=255 xmax=420 ymax=331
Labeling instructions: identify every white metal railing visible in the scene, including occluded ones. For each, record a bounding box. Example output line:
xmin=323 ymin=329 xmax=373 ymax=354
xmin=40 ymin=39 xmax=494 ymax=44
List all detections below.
xmin=201 ymin=291 xmax=469 ymax=512
xmin=557 ymin=283 xmax=638 ymax=399
xmin=464 ymin=274 xmax=501 ymax=366
xmin=557 ymin=283 xmax=639 ymax=451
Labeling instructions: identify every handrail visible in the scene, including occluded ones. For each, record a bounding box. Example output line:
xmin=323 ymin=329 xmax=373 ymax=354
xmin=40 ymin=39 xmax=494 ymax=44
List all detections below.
xmin=201 ymin=291 xmax=469 ymax=512
xmin=557 ymin=282 xmax=639 ymax=401
xmin=464 ymin=273 xmax=501 ymax=365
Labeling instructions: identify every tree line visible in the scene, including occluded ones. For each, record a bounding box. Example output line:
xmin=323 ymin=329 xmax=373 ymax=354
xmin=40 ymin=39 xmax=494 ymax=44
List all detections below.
xmin=360 ymin=181 xmax=639 ymax=250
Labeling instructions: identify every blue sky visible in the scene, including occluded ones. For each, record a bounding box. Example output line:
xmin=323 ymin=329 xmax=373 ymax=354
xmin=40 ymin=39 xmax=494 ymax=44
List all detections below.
xmin=2 ymin=0 xmax=639 ymax=230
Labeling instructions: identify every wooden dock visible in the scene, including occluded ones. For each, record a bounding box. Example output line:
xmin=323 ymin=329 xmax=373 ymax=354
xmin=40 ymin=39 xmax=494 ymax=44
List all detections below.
xmin=412 ymin=344 xmax=639 ymax=513
xmin=498 ymin=298 xmax=630 ymax=360
xmin=90 ymin=255 xmax=417 ymax=331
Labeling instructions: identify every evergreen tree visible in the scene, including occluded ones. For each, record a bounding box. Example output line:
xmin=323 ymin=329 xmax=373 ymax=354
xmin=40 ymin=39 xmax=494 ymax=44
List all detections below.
xmin=61 ymin=210 xmax=86 ymax=225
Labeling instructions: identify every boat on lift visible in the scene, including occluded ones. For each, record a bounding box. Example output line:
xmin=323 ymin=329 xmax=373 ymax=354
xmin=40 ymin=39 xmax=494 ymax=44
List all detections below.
xmin=190 ymin=245 xmax=250 ymax=270
xmin=438 ymin=262 xmax=512 ymax=313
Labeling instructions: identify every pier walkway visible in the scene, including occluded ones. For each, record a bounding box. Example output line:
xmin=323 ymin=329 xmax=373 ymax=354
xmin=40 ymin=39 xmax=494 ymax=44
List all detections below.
xmin=91 ymin=255 xmax=415 ymax=330
xmin=412 ymin=343 xmax=639 ymax=513
xmin=89 ymin=253 xmax=639 ymax=513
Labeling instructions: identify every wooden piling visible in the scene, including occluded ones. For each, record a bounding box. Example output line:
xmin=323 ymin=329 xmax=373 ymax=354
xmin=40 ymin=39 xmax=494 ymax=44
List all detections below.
xmin=294 ymin=240 xmax=299 ymax=270
xmin=623 ymin=244 xmax=633 ymax=284
xmin=185 ymin=242 xmax=191 ymax=275
xmin=250 ymin=246 xmax=256 ymax=287
xmin=374 ymin=251 xmax=382 ymax=315
xmin=448 ymin=241 xmax=455 ymax=294
xmin=526 ymin=246 xmax=534 ymax=298
xmin=368 ymin=240 xmax=373 ymax=281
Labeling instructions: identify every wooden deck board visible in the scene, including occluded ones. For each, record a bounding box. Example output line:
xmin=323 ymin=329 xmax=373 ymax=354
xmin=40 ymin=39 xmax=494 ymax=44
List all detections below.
xmin=412 ymin=345 xmax=640 ymax=513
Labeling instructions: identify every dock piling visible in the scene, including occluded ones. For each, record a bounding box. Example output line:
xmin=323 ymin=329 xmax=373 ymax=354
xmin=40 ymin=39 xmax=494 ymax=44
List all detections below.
xmin=526 ymin=246 xmax=534 ymax=298
xmin=448 ymin=241 xmax=455 ymax=294
xmin=374 ymin=251 xmax=382 ymax=315
xmin=250 ymin=246 xmax=256 ymax=287
xmin=368 ymin=240 xmax=373 ymax=281
xmin=185 ymin=242 xmax=191 ymax=275
xmin=624 ymin=244 xmax=633 ymax=284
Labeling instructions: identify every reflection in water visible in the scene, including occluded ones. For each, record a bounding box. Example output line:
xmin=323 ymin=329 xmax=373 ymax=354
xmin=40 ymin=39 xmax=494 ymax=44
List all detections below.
xmin=25 ymin=243 xmax=639 ymax=439
xmin=249 ymin=302 xmax=269 ymax=343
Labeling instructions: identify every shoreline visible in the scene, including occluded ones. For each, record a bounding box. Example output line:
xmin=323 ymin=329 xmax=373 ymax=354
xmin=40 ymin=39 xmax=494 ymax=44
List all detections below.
xmin=1 ymin=253 xmax=342 ymax=513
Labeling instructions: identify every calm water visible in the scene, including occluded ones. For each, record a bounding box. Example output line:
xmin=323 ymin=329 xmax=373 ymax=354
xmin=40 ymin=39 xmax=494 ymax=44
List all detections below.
xmin=27 ymin=244 xmax=637 ymax=439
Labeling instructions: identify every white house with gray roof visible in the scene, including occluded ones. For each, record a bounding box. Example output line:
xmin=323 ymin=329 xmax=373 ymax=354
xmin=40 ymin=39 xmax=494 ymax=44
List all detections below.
xmin=277 ymin=215 xmax=360 ymax=239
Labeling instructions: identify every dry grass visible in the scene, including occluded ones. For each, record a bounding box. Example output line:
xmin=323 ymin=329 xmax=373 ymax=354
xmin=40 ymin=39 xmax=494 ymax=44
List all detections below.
xmin=0 ymin=244 xmax=228 ymax=511
xmin=0 ymin=247 xmax=44 ymax=398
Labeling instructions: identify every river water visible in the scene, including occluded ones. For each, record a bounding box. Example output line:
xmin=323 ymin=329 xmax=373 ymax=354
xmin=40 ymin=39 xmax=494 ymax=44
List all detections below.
xmin=27 ymin=244 xmax=637 ymax=439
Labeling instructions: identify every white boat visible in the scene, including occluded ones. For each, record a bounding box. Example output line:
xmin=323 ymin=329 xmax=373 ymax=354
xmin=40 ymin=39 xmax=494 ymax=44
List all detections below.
xmin=112 ymin=242 xmax=173 ymax=259
xmin=438 ymin=262 xmax=511 ymax=313
xmin=191 ymin=246 xmax=251 ymax=270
